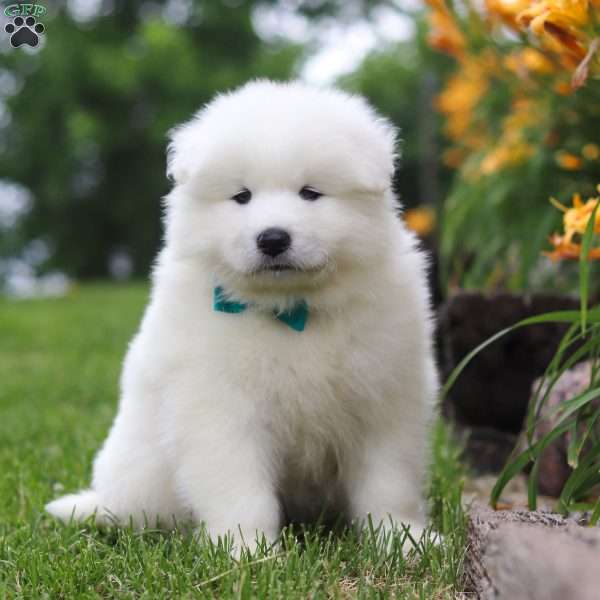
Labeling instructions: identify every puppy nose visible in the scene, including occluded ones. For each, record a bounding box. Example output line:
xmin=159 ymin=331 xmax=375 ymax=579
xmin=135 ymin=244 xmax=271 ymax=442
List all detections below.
xmin=257 ymin=228 xmax=291 ymax=257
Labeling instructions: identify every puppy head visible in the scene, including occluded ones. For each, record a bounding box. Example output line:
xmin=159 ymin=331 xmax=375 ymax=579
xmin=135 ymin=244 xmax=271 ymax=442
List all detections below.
xmin=164 ymin=80 xmax=399 ymax=307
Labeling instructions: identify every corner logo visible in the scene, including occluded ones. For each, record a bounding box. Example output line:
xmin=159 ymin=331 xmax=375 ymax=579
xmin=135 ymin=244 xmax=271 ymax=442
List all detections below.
xmin=3 ymin=3 xmax=46 ymax=48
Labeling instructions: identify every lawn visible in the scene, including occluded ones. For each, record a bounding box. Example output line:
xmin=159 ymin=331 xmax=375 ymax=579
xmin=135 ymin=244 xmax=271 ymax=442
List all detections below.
xmin=0 ymin=284 xmax=466 ymax=599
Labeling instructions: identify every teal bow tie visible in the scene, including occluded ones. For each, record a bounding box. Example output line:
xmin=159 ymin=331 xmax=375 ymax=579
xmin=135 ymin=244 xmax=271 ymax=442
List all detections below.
xmin=213 ymin=286 xmax=309 ymax=332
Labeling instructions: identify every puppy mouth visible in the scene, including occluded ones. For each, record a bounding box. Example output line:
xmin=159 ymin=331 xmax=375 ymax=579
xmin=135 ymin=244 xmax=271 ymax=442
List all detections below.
xmin=263 ymin=264 xmax=296 ymax=272
xmin=251 ymin=261 xmax=326 ymax=275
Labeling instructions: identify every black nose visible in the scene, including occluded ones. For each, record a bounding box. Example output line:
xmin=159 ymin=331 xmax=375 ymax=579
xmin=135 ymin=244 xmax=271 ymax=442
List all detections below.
xmin=257 ymin=228 xmax=291 ymax=257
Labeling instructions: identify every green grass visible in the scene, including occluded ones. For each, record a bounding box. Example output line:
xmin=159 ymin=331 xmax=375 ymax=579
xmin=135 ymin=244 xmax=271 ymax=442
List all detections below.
xmin=0 ymin=284 xmax=466 ymax=599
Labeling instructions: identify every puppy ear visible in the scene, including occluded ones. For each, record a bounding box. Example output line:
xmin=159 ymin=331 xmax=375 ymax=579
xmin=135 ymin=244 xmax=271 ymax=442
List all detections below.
xmin=339 ymin=92 xmax=399 ymax=192
xmin=352 ymin=118 xmax=399 ymax=195
xmin=369 ymin=113 xmax=399 ymax=184
xmin=166 ymin=121 xmax=197 ymax=185
xmin=167 ymin=95 xmax=226 ymax=184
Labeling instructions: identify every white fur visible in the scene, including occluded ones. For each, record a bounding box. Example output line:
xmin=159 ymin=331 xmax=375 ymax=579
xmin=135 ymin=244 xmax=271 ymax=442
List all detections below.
xmin=46 ymin=80 xmax=438 ymax=552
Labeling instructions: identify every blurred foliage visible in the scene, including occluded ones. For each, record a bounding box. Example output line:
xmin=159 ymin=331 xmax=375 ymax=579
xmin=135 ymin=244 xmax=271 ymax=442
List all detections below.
xmin=339 ymin=22 xmax=454 ymax=211
xmin=424 ymin=0 xmax=600 ymax=292
xmin=1 ymin=0 xmax=453 ymax=283
xmin=3 ymin=0 xmax=598 ymax=294
xmin=0 ymin=0 xmax=301 ymax=278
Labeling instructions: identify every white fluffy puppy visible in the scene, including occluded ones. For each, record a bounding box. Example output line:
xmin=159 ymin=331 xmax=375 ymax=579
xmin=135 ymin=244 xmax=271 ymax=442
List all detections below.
xmin=47 ymin=80 xmax=437 ymax=552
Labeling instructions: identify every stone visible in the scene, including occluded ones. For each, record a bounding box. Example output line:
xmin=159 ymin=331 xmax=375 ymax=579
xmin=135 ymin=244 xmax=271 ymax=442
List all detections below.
xmin=527 ymin=361 xmax=599 ymax=497
xmin=437 ymin=292 xmax=581 ymax=434
xmin=465 ymin=501 xmax=600 ymax=600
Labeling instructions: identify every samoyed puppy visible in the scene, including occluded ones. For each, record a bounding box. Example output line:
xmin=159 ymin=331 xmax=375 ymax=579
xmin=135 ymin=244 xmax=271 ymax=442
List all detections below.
xmin=46 ymin=80 xmax=437 ymax=552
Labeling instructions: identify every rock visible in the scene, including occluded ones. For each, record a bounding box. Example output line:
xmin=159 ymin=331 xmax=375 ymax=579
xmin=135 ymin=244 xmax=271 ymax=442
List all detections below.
xmin=465 ymin=501 xmax=600 ymax=600
xmin=437 ymin=292 xmax=581 ymax=433
xmin=437 ymin=292 xmax=582 ymax=474
xmin=460 ymin=427 xmax=518 ymax=474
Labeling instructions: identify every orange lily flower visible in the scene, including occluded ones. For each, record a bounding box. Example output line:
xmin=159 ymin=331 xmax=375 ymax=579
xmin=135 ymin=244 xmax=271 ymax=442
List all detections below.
xmin=517 ymin=1 xmax=590 ymax=60
xmin=546 ymin=187 xmax=600 ymax=260
xmin=425 ymin=0 xmax=466 ymax=58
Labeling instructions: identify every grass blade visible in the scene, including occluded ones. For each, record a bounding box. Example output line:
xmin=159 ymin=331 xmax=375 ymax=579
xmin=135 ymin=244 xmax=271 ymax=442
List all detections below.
xmin=442 ymin=308 xmax=600 ymax=400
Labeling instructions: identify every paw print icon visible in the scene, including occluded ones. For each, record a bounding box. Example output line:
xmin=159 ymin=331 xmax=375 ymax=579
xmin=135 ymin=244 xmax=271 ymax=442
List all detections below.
xmin=5 ymin=16 xmax=45 ymax=48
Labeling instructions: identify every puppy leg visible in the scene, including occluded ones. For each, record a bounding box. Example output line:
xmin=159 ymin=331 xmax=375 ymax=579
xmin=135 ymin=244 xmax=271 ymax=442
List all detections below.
xmin=46 ymin=489 xmax=103 ymax=523
xmin=175 ymin=418 xmax=280 ymax=555
xmin=47 ymin=402 xmax=184 ymax=528
xmin=344 ymin=429 xmax=428 ymax=549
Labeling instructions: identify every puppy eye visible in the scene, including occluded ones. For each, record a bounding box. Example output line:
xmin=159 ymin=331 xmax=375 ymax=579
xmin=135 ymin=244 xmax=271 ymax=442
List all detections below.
xmin=231 ymin=188 xmax=251 ymax=205
xmin=299 ymin=186 xmax=323 ymax=201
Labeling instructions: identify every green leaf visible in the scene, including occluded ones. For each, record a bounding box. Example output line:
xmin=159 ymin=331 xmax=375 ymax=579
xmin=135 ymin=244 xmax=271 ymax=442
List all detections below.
xmin=557 ymin=439 xmax=600 ymax=511
xmin=567 ymin=417 xmax=581 ymax=469
xmin=566 ymin=400 xmax=600 ymax=469
xmin=579 ymin=201 xmax=600 ymax=333
xmin=491 ymin=419 xmax=574 ymax=508
xmin=551 ymin=386 xmax=600 ymax=428
xmin=527 ymin=459 xmax=540 ymax=510
xmin=590 ymin=498 xmax=600 ymax=526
